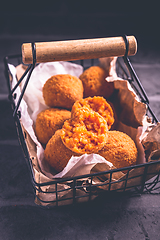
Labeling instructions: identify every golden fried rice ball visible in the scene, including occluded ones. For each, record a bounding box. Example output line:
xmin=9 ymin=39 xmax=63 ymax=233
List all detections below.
xmin=35 ymin=108 xmax=71 ymax=145
xmin=44 ymin=129 xmax=80 ymax=173
xmin=61 ymin=108 xmax=108 ymax=154
xmin=71 ymin=96 xmax=114 ymax=130
xmin=43 ymin=74 xmax=83 ymax=109
xmin=98 ymin=131 xmax=138 ymax=169
xmin=79 ymin=66 xmax=114 ymax=98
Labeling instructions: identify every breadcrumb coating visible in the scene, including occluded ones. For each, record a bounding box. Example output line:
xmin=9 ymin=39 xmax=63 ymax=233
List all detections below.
xmin=43 ymin=74 xmax=83 ymax=109
xmin=35 ymin=108 xmax=71 ymax=145
xmin=79 ymin=66 xmax=114 ymax=98
xmin=98 ymin=131 xmax=138 ymax=169
xmin=44 ymin=129 xmax=80 ymax=173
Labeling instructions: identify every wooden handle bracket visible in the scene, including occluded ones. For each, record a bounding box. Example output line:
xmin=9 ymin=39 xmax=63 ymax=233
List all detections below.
xmin=22 ymin=35 xmax=137 ymax=64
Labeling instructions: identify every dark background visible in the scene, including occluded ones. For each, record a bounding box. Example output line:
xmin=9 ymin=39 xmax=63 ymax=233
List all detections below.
xmin=0 ymin=1 xmax=159 ymax=51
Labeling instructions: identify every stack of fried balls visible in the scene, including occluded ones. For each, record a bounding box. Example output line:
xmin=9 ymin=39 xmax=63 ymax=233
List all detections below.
xmin=35 ymin=66 xmax=138 ymax=173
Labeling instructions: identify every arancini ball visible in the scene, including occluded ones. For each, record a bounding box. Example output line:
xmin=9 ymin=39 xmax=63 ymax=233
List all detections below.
xmin=43 ymin=74 xmax=83 ymax=109
xmin=44 ymin=129 xmax=80 ymax=173
xmin=79 ymin=66 xmax=114 ymax=98
xmin=98 ymin=131 xmax=138 ymax=169
xmin=35 ymin=108 xmax=71 ymax=145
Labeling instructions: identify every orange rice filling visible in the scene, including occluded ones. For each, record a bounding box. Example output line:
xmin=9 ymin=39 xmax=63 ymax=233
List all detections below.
xmin=71 ymin=96 xmax=114 ymax=129
xmin=61 ymin=108 xmax=108 ymax=154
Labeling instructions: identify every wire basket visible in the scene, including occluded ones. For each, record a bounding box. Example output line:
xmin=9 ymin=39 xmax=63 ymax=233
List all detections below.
xmin=4 ymin=35 xmax=160 ymax=207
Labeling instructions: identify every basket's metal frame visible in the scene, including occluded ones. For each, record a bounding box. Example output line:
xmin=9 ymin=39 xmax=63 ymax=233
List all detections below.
xmin=3 ymin=35 xmax=160 ymax=206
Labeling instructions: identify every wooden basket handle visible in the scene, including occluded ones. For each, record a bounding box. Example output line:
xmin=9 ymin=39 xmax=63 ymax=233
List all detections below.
xmin=22 ymin=35 xmax=137 ymax=64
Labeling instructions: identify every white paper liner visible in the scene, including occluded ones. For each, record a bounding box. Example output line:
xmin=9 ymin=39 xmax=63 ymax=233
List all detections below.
xmin=53 ymin=154 xmax=113 ymax=178
xmin=8 ymin=64 xmax=40 ymax=147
